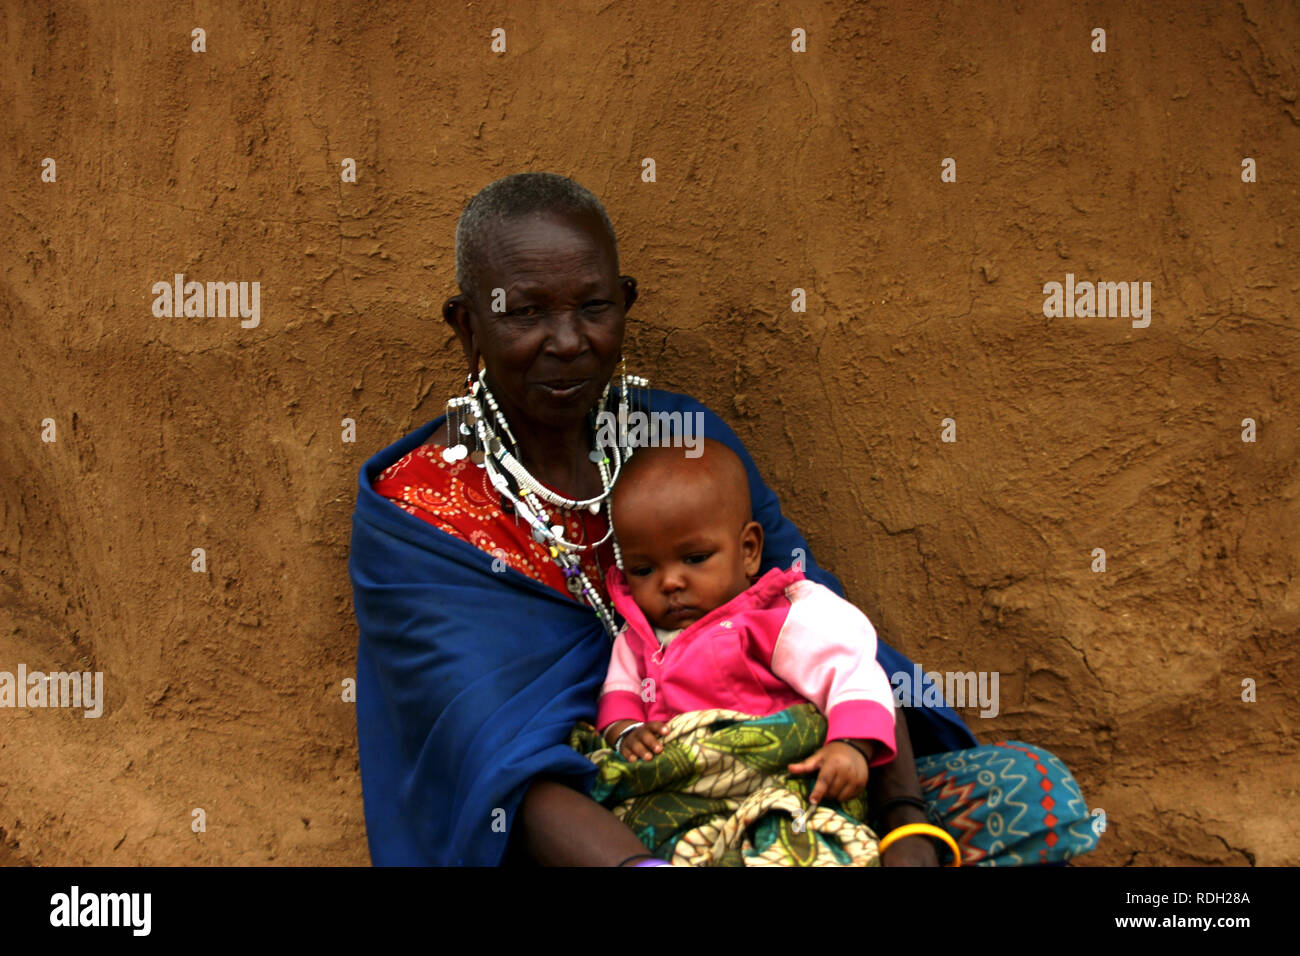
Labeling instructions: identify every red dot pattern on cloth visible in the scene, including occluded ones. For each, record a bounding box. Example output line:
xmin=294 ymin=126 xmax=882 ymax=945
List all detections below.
xmin=998 ymin=742 xmax=1059 ymax=858
xmin=371 ymin=442 xmax=618 ymax=607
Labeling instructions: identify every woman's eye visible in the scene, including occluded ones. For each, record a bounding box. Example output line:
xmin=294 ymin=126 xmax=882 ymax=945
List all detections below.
xmin=584 ymin=301 xmax=612 ymax=314
xmin=510 ymin=306 xmax=540 ymax=318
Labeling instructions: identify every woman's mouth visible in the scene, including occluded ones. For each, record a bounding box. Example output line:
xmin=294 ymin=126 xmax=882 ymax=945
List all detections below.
xmin=536 ymin=379 xmax=591 ymax=400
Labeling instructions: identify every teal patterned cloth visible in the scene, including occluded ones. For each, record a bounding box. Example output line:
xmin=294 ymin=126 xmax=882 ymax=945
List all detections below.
xmin=914 ymin=740 xmax=1100 ymax=865
xmin=571 ymin=703 xmax=1100 ymax=866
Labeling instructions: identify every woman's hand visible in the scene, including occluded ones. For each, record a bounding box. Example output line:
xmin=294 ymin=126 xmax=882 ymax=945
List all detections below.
xmin=789 ymin=740 xmax=870 ymax=804
xmin=868 ymin=706 xmax=942 ymax=866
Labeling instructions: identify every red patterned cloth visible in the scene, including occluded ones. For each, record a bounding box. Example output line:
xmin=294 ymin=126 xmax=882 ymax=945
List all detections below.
xmin=371 ymin=441 xmax=618 ymax=607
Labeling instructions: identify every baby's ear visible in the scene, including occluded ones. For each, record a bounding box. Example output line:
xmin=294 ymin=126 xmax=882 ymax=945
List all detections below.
xmin=740 ymin=520 xmax=764 ymax=576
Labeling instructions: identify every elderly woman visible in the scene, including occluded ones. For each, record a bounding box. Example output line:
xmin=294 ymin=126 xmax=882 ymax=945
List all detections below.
xmin=349 ymin=172 xmax=1100 ymax=867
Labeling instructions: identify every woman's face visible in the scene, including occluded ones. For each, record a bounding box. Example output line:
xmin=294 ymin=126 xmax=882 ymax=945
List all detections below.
xmin=452 ymin=211 xmax=631 ymax=433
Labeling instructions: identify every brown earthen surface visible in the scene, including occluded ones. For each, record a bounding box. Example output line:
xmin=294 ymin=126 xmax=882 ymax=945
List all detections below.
xmin=1 ymin=0 xmax=1297 ymax=865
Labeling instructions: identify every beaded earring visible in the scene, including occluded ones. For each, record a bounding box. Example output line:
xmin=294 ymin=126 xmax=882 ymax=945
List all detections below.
xmin=617 ymin=356 xmax=650 ymax=454
xmin=628 ymin=373 xmax=649 ymax=416
xmin=442 ymin=372 xmax=484 ymax=464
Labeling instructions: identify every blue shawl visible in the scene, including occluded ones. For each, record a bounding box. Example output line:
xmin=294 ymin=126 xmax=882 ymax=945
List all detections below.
xmin=349 ymin=388 xmax=977 ymax=865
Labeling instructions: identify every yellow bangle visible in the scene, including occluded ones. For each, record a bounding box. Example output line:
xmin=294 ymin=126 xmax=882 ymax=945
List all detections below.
xmin=876 ymin=822 xmax=962 ymax=867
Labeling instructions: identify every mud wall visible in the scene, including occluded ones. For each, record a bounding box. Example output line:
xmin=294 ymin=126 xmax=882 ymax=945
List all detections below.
xmin=1 ymin=0 xmax=1296 ymax=864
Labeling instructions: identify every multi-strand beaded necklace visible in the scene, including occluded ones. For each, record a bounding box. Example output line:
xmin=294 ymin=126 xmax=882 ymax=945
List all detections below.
xmin=441 ymin=368 xmax=648 ymax=640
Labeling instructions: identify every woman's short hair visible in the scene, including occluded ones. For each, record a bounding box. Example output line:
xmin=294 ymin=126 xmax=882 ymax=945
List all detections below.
xmin=455 ymin=171 xmax=619 ymax=298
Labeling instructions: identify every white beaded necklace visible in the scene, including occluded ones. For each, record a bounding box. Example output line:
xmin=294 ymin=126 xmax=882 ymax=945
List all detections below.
xmin=445 ymin=370 xmax=642 ymax=639
xmin=478 ymin=370 xmax=623 ymax=520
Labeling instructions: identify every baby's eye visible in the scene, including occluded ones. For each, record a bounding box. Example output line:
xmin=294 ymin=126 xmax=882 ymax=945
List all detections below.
xmin=627 ymin=566 xmax=653 ymax=577
xmin=684 ymin=553 xmax=712 ymax=565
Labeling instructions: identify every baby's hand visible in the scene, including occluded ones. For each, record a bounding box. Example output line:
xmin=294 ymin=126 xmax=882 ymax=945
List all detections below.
xmin=619 ymin=721 xmax=671 ymax=761
xmin=788 ymin=740 xmax=871 ymax=805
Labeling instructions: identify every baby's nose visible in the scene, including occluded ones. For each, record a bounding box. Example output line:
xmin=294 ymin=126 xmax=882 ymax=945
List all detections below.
xmin=660 ymin=571 xmax=686 ymax=592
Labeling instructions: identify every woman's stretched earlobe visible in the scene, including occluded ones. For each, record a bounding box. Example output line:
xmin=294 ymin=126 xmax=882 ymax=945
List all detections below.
xmin=442 ymin=295 xmax=465 ymax=323
xmin=443 ymin=296 xmax=481 ymax=370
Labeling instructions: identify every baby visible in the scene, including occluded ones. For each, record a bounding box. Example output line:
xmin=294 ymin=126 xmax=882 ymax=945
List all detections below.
xmin=597 ymin=438 xmax=898 ymax=807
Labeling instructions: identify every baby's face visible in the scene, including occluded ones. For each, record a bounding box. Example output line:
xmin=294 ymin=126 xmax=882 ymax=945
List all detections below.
xmin=614 ymin=486 xmax=762 ymax=631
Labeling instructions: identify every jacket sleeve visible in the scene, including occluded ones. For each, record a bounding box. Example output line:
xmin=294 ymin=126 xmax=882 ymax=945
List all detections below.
xmin=595 ymin=626 xmax=647 ymax=733
xmin=768 ymin=581 xmax=898 ymax=765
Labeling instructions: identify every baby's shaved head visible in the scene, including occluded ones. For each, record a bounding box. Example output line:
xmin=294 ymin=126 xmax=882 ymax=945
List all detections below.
xmin=611 ymin=438 xmax=752 ymax=534
xmin=609 ymin=438 xmax=765 ymax=629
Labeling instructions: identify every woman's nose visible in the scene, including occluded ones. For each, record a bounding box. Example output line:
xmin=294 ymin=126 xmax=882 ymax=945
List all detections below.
xmin=545 ymin=310 xmax=586 ymax=356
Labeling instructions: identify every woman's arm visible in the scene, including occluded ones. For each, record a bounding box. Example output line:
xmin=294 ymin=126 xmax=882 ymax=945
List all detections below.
xmin=514 ymin=724 xmax=940 ymax=867
xmin=514 ymin=778 xmax=654 ymax=865
xmin=869 ymin=707 xmax=941 ymax=866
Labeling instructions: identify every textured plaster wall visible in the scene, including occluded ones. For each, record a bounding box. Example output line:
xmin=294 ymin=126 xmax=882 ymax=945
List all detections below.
xmin=1 ymin=0 xmax=1296 ymax=864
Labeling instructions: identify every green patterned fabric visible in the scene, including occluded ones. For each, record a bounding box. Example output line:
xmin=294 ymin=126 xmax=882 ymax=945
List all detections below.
xmin=568 ymin=702 xmax=880 ymax=866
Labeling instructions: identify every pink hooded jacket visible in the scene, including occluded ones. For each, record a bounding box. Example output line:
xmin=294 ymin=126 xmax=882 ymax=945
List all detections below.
xmin=596 ymin=565 xmax=898 ymax=766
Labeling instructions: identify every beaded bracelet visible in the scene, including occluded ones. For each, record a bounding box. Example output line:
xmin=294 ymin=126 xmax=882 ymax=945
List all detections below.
xmin=611 ymin=722 xmax=645 ymax=756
